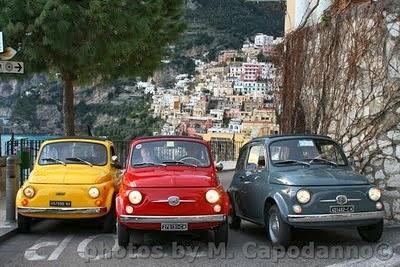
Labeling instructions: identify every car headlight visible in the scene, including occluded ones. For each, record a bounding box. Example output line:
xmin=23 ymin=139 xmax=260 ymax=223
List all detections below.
xmin=128 ymin=191 xmax=143 ymax=205
xmin=368 ymin=187 xmax=381 ymax=201
xmin=206 ymin=189 xmax=220 ymax=204
xmin=88 ymin=187 xmax=100 ymax=199
xmin=23 ymin=186 xmax=35 ymax=198
xmin=296 ymin=189 xmax=311 ymax=204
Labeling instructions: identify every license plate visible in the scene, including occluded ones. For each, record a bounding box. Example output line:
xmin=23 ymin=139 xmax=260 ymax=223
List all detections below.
xmin=49 ymin=201 xmax=71 ymax=207
xmin=161 ymin=223 xmax=188 ymax=231
xmin=330 ymin=205 xmax=354 ymax=213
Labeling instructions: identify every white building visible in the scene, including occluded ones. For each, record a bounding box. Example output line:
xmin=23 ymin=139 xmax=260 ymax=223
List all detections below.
xmin=233 ymin=81 xmax=270 ymax=95
xmin=209 ymin=109 xmax=224 ymax=121
xmin=254 ymin=33 xmax=274 ymax=48
xmin=228 ymin=119 xmax=243 ymax=133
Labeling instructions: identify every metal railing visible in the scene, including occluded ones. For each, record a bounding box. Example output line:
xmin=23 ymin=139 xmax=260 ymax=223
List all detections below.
xmin=5 ymin=138 xmax=238 ymax=182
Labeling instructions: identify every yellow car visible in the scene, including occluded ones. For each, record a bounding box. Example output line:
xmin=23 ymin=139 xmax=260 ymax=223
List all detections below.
xmin=16 ymin=137 xmax=122 ymax=233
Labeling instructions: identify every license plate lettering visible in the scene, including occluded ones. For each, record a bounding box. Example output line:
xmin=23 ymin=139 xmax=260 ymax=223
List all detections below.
xmin=161 ymin=223 xmax=188 ymax=231
xmin=49 ymin=201 xmax=71 ymax=207
xmin=330 ymin=205 xmax=354 ymax=213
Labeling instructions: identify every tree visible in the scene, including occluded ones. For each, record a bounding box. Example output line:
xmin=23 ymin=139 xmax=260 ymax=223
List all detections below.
xmin=0 ymin=0 xmax=185 ymax=135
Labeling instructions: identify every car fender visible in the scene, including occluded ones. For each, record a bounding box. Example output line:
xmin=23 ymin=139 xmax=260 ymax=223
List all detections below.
xmin=104 ymin=184 xmax=115 ymax=212
xmin=115 ymin=194 xmax=125 ymax=218
xmin=269 ymin=192 xmax=290 ymax=224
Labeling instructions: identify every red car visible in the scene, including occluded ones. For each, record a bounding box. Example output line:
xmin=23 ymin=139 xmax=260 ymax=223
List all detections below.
xmin=116 ymin=136 xmax=229 ymax=247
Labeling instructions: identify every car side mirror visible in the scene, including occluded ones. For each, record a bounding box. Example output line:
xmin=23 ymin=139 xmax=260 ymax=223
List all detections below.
xmin=111 ymin=155 xmax=122 ymax=169
xmin=216 ymin=162 xmax=224 ymax=172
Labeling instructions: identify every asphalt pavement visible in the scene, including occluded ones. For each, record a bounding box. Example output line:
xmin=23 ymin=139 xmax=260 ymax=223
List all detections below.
xmin=1 ymin=171 xmax=400 ymax=267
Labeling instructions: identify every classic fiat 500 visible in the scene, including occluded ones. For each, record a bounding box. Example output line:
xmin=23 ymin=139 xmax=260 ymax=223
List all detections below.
xmin=228 ymin=135 xmax=385 ymax=246
xmin=16 ymin=137 xmax=121 ymax=233
xmin=116 ymin=136 xmax=229 ymax=247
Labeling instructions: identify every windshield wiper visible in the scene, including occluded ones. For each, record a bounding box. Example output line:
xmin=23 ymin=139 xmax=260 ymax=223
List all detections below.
xmin=65 ymin=157 xmax=93 ymax=167
xmin=306 ymin=158 xmax=338 ymax=166
xmin=41 ymin=157 xmax=66 ymax=166
xmin=162 ymin=160 xmax=198 ymax=167
xmin=133 ymin=162 xmax=166 ymax=167
xmin=274 ymin=160 xmax=310 ymax=167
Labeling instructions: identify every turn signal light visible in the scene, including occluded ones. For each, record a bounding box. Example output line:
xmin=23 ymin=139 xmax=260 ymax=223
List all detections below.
xmin=125 ymin=206 xmax=134 ymax=214
xmin=214 ymin=204 xmax=221 ymax=213
xmin=95 ymin=200 xmax=102 ymax=206
xmin=21 ymin=199 xmax=29 ymax=206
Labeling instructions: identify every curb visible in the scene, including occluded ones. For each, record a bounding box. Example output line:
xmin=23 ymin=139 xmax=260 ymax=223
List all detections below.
xmin=0 ymin=227 xmax=18 ymax=244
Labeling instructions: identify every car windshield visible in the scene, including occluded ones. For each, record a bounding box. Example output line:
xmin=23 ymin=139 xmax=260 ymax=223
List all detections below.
xmin=38 ymin=141 xmax=108 ymax=166
xmin=131 ymin=140 xmax=211 ymax=168
xmin=270 ymin=138 xmax=347 ymax=166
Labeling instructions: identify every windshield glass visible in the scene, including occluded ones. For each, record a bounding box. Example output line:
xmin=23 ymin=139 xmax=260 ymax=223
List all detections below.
xmin=131 ymin=140 xmax=211 ymax=167
xmin=269 ymin=138 xmax=347 ymax=166
xmin=38 ymin=142 xmax=108 ymax=166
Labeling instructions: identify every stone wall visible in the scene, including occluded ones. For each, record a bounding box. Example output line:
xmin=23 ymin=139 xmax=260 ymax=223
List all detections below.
xmin=280 ymin=0 xmax=400 ymax=221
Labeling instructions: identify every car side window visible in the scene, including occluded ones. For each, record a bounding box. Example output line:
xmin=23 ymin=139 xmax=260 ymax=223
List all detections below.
xmin=246 ymin=144 xmax=266 ymax=171
xmin=236 ymin=146 xmax=248 ymax=171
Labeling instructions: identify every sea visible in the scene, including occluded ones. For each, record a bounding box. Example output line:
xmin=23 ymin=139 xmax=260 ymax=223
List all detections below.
xmin=0 ymin=134 xmax=58 ymax=156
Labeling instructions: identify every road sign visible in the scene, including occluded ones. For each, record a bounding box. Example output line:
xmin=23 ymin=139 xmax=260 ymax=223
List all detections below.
xmin=0 ymin=60 xmax=24 ymax=74
xmin=0 ymin=32 xmax=3 ymax=53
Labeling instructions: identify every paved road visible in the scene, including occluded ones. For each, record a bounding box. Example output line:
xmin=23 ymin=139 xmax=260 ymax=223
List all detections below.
xmin=1 ymin=171 xmax=400 ymax=267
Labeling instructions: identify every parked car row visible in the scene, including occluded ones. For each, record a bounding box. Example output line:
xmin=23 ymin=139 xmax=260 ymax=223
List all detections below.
xmin=15 ymin=134 xmax=385 ymax=247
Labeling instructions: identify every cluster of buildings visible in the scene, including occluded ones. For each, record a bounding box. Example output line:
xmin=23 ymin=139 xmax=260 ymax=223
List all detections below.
xmin=149 ymin=33 xmax=282 ymax=147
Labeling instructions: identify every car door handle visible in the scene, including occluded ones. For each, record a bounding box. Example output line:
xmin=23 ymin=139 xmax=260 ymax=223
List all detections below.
xmin=239 ymin=175 xmax=245 ymax=180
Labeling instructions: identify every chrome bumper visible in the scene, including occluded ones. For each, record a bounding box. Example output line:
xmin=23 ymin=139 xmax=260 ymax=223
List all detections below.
xmin=119 ymin=214 xmax=226 ymax=224
xmin=18 ymin=207 xmax=106 ymax=214
xmin=288 ymin=211 xmax=385 ymax=223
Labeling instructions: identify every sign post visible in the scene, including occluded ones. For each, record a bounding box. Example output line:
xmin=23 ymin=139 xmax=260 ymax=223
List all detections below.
xmin=0 ymin=60 xmax=24 ymax=74
xmin=0 ymin=32 xmax=3 ymax=53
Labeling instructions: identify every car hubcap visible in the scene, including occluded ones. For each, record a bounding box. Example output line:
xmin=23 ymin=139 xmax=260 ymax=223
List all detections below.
xmin=269 ymin=213 xmax=280 ymax=243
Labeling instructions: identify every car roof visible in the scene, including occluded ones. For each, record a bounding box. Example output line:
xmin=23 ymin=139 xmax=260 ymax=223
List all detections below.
xmin=44 ymin=136 xmax=112 ymax=144
xmin=131 ymin=135 xmax=205 ymax=144
xmin=251 ymin=134 xmax=333 ymax=144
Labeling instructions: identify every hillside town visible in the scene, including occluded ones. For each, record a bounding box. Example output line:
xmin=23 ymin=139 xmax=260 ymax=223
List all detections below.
xmin=2 ymin=1 xmax=400 ymax=266
xmin=147 ymin=33 xmax=282 ymax=149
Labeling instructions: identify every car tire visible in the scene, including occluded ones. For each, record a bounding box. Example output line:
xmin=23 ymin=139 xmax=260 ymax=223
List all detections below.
xmin=131 ymin=230 xmax=145 ymax=246
xmin=117 ymin=222 xmax=130 ymax=248
xmin=357 ymin=219 xmax=384 ymax=243
xmin=228 ymin=202 xmax=241 ymax=230
xmin=103 ymin=204 xmax=116 ymax=233
xmin=214 ymin=221 xmax=228 ymax=247
xmin=18 ymin=213 xmax=31 ymax=233
xmin=266 ymin=205 xmax=291 ymax=247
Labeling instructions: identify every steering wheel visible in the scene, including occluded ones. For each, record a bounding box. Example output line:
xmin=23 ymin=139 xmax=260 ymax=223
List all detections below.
xmin=179 ymin=156 xmax=203 ymax=165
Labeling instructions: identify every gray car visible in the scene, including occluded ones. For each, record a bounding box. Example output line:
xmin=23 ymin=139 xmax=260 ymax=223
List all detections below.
xmin=228 ymin=134 xmax=385 ymax=246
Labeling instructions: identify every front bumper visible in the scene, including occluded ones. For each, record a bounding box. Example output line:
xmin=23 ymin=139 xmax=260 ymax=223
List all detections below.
xmin=18 ymin=207 xmax=106 ymax=214
xmin=288 ymin=211 xmax=385 ymax=223
xmin=119 ymin=214 xmax=226 ymax=224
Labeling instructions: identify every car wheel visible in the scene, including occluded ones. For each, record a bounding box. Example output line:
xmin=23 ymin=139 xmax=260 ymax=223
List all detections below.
xmin=18 ymin=213 xmax=31 ymax=233
xmin=103 ymin=204 xmax=116 ymax=233
xmin=117 ymin=222 xmax=129 ymax=248
xmin=357 ymin=219 xmax=383 ymax=243
xmin=228 ymin=201 xmax=241 ymax=230
xmin=214 ymin=221 xmax=228 ymax=247
xmin=131 ymin=230 xmax=145 ymax=246
xmin=266 ymin=205 xmax=291 ymax=247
